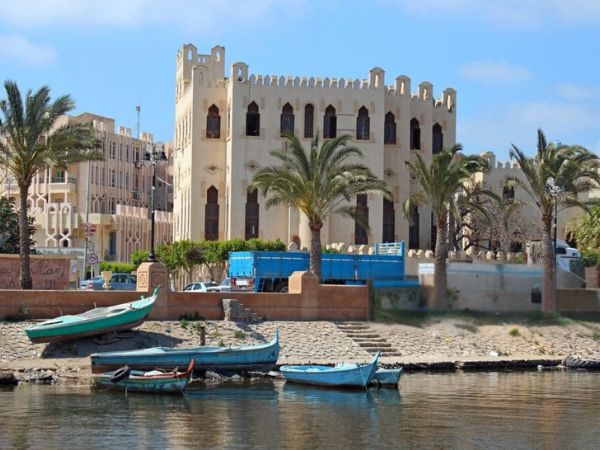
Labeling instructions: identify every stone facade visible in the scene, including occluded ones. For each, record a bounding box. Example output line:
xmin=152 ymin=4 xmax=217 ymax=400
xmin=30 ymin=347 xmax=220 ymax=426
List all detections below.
xmin=173 ymin=44 xmax=456 ymax=249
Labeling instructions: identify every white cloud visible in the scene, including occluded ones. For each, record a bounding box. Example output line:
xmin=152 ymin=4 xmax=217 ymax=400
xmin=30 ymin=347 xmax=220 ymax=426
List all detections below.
xmin=0 ymin=0 xmax=309 ymax=31
xmin=0 ymin=34 xmax=57 ymax=65
xmin=555 ymin=83 xmax=600 ymax=101
xmin=383 ymin=0 xmax=600 ymax=26
xmin=460 ymin=61 xmax=532 ymax=83
xmin=459 ymin=101 xmax=600 ymax=159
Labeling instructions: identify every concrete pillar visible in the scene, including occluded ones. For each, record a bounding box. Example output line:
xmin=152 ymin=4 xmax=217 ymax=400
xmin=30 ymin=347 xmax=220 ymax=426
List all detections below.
xmin=137 ymin=261 xmax=169 ymax=319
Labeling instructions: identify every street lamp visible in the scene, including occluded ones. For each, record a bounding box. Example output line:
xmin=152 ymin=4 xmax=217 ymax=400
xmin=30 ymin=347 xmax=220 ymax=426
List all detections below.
xmin=144 ymin=144 xmax=168 ymax=262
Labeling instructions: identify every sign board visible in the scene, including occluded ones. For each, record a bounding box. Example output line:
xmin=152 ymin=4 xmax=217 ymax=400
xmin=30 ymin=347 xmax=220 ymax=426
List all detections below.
xmin=88 ymin=224 xmax=96 ymax=236
xmin=89 ymin=253 xmax=98 ymax=264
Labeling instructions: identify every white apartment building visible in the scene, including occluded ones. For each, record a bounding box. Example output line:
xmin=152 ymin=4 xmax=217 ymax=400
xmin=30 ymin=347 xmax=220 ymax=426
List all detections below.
xmin=0 ymin=113 xmax=173 ymax=268
xmin=173 ymin=44 xmax=457 ymax=249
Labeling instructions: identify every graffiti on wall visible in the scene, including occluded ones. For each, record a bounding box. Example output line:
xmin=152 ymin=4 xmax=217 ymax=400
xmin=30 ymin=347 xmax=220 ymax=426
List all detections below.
xmin=0 ymin=257 xmax=70 ymax=290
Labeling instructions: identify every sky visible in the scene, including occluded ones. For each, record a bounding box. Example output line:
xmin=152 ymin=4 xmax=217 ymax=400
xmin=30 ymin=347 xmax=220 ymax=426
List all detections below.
xmin=1 ymin=0 xmax=599 ymax=161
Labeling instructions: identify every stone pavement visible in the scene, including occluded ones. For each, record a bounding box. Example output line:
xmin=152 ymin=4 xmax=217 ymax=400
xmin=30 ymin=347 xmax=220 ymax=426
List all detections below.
xmin=1 ymin=318 xmax=599 ymax=381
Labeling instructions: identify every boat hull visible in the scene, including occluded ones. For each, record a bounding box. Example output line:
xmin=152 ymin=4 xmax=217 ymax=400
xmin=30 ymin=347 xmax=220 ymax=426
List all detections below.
xmin=24 ymin=289 xmax=159 ymax=344
xmin=371 ymin=368 xmax=403 ymax=386
xmin=280 ymin=353 xmax=379 ymax=389
xmin=91 ymin=330 xmax=280 ymax=374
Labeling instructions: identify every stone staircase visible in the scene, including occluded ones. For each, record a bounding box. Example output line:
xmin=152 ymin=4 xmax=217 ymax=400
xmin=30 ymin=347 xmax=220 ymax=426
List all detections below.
xmin=222 ymin=299 xmax=261 ymax=322
xmin=336 ymin=322 xmax=402 ymax=357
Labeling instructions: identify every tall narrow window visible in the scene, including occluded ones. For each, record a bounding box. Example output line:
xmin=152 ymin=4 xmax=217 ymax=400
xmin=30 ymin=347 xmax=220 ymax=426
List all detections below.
xmin=356 ymin=106 xmax=370 ymax=140
xmin=432 ymin=123 xmax=443 ymax=154
xmin=384 ymin=112 xmax=396 ymax=145
xmin=280 ymin=103 xmax=294 ymax=136
xmin=323 ymin=105 xmax=337 ymax=139
xmin=206 ymin=104 xmax=221 ymax=138
xmin=205 ymin=186 xmax=219 ymax=240
xmin=410 ymin=118 xmax=421 ymax=150
xmin=246 ymin=101 xmax=260 ymax=136
xmin=409 ymin=207 xmax=420 ymax=249
xmin=355 ymin=194 xmax=369 ymax=245
xmin=245 ymin=189 xmax=259 ymax=240
xmin=382 ymin=198 xmax=395 ymax=243
xmin=304 ymin=104 xmax=314 ymax=138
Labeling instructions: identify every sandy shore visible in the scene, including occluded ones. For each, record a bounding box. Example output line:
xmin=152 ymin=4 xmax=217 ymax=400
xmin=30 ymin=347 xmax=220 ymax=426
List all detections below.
xmin=1 ymin=318 xmax=599 ymax=382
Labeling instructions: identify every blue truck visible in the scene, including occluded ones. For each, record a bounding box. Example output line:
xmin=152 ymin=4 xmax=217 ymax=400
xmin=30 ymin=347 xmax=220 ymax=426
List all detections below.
xmin=228 ymin=242 xmax=412 ymax=292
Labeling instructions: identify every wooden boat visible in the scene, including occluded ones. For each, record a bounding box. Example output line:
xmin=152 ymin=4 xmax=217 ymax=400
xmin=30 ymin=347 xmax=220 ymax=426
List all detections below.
xmin=25 ymin=288 xmax=159 ymax=344
xmin=562 ymin=355 xmax=600 ymax=370
xmin=371 ymin=367 xmax=403 ymax=387
xmin=93 ymin=359 xmax=195 ymax=393
xmin=91 ymin=329 xmax=280 ymax=374
xmin=280 ymin=352 xmax=380 ymax=388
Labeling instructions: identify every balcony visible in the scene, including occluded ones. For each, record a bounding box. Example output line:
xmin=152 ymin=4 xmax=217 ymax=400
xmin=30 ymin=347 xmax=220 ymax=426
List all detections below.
xmin=49 ymin=176 xmax=77 ymax=193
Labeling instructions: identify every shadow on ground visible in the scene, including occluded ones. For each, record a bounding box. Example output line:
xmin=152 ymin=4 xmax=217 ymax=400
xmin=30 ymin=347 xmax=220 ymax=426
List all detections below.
xmin=41 ymin=330 xmax=184 ymax=358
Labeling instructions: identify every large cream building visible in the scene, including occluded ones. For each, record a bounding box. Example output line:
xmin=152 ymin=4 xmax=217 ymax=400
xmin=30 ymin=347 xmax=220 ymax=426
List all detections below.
xmin=173 ymin=44 xmax=457 ymax=249
xmin=0 ymin=113 xmax=173 ymax=272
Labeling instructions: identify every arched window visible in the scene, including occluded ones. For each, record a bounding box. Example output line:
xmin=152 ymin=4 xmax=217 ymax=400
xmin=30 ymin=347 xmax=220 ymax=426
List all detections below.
xmin=503 ymin=185 xmax=515 ymax=203
xmin=323 ymin=105 xmax=337 ymax=139
xmin=410 ymin=118 xmax=421 ymax=150
xmin=382 ymin=198 xmax=395 ymax=243
xmin=280 ymin=103 xmax=294 ymax=136
xmin=205 ymin=186 xmax=219 ymax=240
xmin=432 ymin=123 xmax=443 ymax=154
xmin=245 ymin=189 xmax=259 ymax=239
xmin=206 ymin=105 xmax=220 ymax=139
xmin=356 ymin=106 xmax=370 ymax=140
xmin=409 ymin=207 xmax=419 ymax=250
xmin=246 ymin=101 xmax=260 ymax=136
xmin=355 ymin=194 xmax=369 ymax=245
xmin=384 ymin=112 xmax=396 ymax=145
xmin=304 ymin=104 xmax=314 ymax=138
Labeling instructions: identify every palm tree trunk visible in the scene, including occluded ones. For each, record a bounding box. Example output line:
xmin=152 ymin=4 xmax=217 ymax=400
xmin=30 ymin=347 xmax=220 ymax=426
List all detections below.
xmin=432 ymin=214 xmax=448 ymax=309
xmin=541 ymin=216 xmax=556 ymax=311
xmin=18 ymin=184 xmax=32 ymax=289
xmin=309 ymin=222 xmax=322 ymax=280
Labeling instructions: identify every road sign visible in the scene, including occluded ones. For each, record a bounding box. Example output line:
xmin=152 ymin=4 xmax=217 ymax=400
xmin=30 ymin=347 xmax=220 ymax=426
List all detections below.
xmin=89 ymin=253 xmax=98 ymax=264
xmin=88 ymin=224 xmax=97 ymax=236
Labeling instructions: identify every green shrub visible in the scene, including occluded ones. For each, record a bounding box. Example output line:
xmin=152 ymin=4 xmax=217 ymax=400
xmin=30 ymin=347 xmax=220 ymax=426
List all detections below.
xmin=582 ymin=249 xmax=600 ymax=268
xmin=509 ymin=328 xmax=520 ymax=337
xmin=99 ymin=261 xmax=137 ymax=274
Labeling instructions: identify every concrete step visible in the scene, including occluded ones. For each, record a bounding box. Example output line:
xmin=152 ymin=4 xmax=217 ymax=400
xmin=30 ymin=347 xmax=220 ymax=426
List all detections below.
xmin=358 ymin=342 xmax=393 ymax=348
xmin=352 ymin=337 xmax=387 ymax=343
xmin=337 ymin=326 xmax=370 ymax=331
xmin=380 ymin=351 xmax=403 ymax=357
xmin=345 ymin=333 xmax=381 ymax=339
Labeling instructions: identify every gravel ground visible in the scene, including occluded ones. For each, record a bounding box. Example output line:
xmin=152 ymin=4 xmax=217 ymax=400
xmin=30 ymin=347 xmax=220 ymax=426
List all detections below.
xmin=1 ymin=318 xmax=599 ymax=382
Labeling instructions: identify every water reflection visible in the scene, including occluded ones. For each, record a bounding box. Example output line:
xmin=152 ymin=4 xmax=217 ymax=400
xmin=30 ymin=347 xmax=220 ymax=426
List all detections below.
xmin=0 ymin=372 xmax=599 ymax=449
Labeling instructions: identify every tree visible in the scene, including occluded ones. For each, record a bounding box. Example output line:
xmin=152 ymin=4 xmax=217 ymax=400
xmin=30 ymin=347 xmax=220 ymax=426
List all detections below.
xmin=404 ymin=145 xmax=490 ymax=308
xmin=509 ymin=129 xmax=600 ymax=311
xmin=0 ymin=81 xmax=102 ymax=289
xmin=0 ymin=196 xmax=35 ymax=254
xmin=251 ymin=133 xmax=390 ymax=278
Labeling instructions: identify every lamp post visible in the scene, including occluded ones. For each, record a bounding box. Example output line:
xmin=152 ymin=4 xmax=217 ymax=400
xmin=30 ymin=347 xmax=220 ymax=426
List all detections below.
xmin=546 ymin=176 xmax=566 ymax=284
xmin=144 ymin=143 xmax=168 ymax=262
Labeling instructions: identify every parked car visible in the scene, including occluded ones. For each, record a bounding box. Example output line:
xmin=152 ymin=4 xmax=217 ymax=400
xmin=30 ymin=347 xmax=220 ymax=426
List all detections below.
xmin=207 ymin=277 xmax=253 ymax=292
xmin=80 ymin=273 xmax=137 ymax=291
xmin=182 ymin=281 xmax=218 ymax=292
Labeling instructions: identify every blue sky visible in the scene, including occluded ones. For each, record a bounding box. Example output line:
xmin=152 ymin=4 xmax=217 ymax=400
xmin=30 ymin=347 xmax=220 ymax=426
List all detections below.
xmin=1 ymin=0 xmax=599 ymax=161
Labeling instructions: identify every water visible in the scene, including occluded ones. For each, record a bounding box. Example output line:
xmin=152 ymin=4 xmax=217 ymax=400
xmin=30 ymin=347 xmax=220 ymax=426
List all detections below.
xmin=1 ymin=371 xmax=599 ymax=449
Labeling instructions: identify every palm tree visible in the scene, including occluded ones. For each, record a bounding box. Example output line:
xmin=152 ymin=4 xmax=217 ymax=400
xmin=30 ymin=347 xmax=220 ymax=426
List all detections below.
xmin=0 ymin=80 xmax=102 ymax=289
xmin=404 ymin=145 xmax=490 ymax=309
xmin=509 ymin=129 xmax=600 ymax=311
xmin=251 ymin=133 xmax=390 ymax=278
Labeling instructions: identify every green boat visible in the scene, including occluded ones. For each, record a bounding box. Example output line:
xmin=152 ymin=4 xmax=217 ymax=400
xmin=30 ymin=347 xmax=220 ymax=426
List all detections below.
xmin=25 ymin=288 xmax=159 ymax=344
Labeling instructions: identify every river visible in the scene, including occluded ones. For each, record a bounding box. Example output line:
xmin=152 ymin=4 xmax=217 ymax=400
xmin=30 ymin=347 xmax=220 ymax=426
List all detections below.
xmin=1 ymin=371 xmax=598 ymax=449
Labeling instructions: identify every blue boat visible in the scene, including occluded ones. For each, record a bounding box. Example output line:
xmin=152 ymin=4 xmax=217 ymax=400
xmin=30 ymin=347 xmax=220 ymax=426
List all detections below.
xmin=280 ymin=352 xmax=380 ymax=388
xmin=91 ymin=330 xmax=279 ymax=374
xmin=92 ymin=359 xmax=195 ymax=393
xmin=371 ymin=368 xmax=403 ymax=387
xmin=25 ymin=288 xmax=159 ymax=343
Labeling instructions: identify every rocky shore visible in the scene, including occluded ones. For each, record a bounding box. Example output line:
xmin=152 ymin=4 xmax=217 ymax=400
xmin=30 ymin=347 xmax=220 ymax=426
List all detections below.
xmin=1 ymin=317 xmax=599 ymax=384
